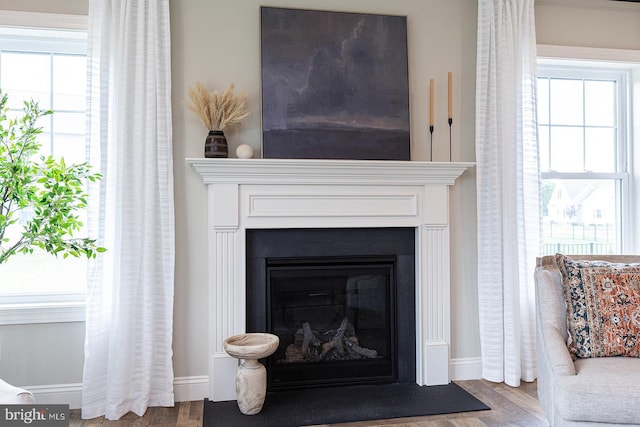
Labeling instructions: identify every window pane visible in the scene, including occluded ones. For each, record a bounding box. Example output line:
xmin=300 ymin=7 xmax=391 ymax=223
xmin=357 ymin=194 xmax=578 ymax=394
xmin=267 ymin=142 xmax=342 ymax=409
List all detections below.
xmin=585 ymin=80 xmax=616 ymax=127
xmin=542 ymin=179 xmax=619 ymax=255
xmin=0 ymin=52 xmax=51 ymax=109
xmin=550 ymin=127 xmax=583 ymax=172
xmin=0 ymin=30 xmax=89 ymax=300
xmin=538 ymin=125 xmax=550 ymax=171
xmin=53 ymin=112 xmax=86 ymax=164
xmin=36 ymin=114 xmax=53 ymax=155
xmin=537 ymin=78 xmax=549 ymax=125
xmin=550 ymin=79 xmax=583 ymax=126
xmin=6 ymin=112 xmax=54 ymax=155
xmin=53 ymin=54 xmax=86 ymax=111
xmin=0 ymin=207 xmax=87 ymax=294
xmin=0 ymin=251 xmax=87 ymax=294
xmin=585 ymin=128 xmax=615 ymax=172
xmin=539 ymin=63 xmax=626 ymax=256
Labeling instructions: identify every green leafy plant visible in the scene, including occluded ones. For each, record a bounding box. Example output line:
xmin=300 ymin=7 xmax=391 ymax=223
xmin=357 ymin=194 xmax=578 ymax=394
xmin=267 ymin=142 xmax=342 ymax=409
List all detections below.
xmin=0 ymin=91 xmax=104 ymax=264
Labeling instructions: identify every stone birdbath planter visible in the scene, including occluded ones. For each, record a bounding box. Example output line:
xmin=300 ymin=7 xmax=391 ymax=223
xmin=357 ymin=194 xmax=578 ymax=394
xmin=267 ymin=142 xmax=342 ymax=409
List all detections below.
xmin=223 ymin=333 xmax=280 ymax=415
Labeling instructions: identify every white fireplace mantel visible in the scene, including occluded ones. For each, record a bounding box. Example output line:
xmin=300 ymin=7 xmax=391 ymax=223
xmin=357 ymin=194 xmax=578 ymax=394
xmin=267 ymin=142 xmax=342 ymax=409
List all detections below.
xmin=187 ymin=158 xmax=474 ymax=401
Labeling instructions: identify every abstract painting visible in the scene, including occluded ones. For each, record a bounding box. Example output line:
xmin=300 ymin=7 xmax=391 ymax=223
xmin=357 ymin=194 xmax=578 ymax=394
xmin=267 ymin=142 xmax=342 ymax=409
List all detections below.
xmin=261 ymin=7 xmax=410 ymax=160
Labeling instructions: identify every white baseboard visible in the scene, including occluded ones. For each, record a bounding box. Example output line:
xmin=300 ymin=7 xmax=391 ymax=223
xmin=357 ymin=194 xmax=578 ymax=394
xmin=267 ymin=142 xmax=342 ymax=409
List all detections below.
xmin=450 ymin=357 xmax=483 ymax=381
xmin=29 ymin=382 xmax=83 ymax=409
xmin=174 ymin=375 xmax=209 ymax=403
xmin=28 ymin=375 xmax=210 ymax=410
xmin=28 ymin=359 xmax=482 ymax=410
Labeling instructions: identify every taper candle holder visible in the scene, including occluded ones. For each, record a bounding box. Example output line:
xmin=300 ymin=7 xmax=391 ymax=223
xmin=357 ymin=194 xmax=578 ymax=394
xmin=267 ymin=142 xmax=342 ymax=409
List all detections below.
xmin=429 ymin=125 xmax=434 ymax=161
xmin=448 ymin=118 xmax=453 ymax=162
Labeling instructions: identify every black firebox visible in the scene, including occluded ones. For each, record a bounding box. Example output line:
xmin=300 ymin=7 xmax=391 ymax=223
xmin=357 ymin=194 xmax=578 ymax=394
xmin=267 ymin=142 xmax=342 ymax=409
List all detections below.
xmin=246 ymin=228 xmax=416 ymax=391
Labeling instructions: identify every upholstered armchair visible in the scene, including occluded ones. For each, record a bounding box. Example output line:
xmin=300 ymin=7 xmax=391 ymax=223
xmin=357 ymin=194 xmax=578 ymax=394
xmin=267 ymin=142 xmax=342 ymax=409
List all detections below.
xmin=0 ymin=378 xmax=35 ymax=404
xmin=535 ymin=255 xmax=640 ymax=426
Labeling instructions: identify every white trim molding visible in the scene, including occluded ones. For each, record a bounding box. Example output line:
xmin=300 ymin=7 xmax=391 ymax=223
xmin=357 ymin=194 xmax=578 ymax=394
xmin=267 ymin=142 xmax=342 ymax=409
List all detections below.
xmin=0 ymin=294 xmax=86 ymax=325
xmin=536 ymin=0 xmax=640 ymax=13
xmin=28 ymin=383 xmax=83 ymax=410
xmin=450 ymin=357 xmax=483 ymax=381
xmin=173 ymin=376 xmax=210 ymax=404
xmin=27 ymin=376 xmax=211 ymax=410
xmin=537 ymin=44 xmax=640 ymax=64
xmin=0 ymin=11 xmax=87 ymax=31
xmin=0 ymin=302 xmax=85 ymax=325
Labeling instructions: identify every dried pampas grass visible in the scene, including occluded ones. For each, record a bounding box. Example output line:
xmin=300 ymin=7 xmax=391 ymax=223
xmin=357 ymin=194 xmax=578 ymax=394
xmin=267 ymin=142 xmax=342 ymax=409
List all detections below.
xmin=187 ymin=82 xmax=249 ymax=131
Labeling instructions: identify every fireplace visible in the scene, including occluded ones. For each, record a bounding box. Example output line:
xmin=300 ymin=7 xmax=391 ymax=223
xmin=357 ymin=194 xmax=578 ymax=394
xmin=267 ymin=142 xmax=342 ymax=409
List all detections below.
xmin=267 ymin=258 xmax=395 ymax=389
xmin=246 ymin=228 xmax=415 ymax=390
xmin=187 ymin=158 xmax=472 ymax=401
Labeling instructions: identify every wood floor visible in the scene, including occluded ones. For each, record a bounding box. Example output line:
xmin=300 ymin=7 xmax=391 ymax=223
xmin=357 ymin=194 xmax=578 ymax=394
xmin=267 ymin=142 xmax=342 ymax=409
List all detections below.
xmin=69 ymin=379 xmax=549 ymax=426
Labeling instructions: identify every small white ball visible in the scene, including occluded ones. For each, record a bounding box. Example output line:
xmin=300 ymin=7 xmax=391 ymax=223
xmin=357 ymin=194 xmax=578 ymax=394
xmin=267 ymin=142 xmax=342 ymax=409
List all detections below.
xmin=236 ymin=144 xmax=254 ymax=159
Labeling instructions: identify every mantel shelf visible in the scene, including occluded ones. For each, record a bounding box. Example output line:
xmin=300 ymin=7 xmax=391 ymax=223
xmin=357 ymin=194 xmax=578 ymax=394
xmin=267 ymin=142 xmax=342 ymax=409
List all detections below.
xmin=186 ymin=158 xmax=474 ymax=186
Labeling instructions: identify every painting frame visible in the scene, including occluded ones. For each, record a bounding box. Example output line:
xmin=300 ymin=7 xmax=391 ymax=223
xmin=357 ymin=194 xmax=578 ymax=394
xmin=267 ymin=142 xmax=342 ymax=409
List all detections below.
xmin=260 ymin=7 xmax=411 ymax=160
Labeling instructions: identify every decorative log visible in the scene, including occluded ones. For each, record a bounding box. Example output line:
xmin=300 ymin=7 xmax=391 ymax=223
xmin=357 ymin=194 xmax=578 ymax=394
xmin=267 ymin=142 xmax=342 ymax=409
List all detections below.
xmin=301 ymin=322 xmax=319 ymax=356
xmin=344 ymin=338 xmax=378 ymax=358
xmin=333 ymin=318 xmax=348 ymax=354
xmin=320 ymin=340 xmax=338 ymax=359
xmin=282 ymin=318 xmax=380 ymax=363
xmin=285 ymin=344 xmax=305 ymax=362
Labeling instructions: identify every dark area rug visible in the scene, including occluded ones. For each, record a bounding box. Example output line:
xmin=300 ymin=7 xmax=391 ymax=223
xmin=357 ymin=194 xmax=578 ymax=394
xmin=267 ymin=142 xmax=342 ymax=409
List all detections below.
xmin=202 ymin=382 xmax=490 ymax=427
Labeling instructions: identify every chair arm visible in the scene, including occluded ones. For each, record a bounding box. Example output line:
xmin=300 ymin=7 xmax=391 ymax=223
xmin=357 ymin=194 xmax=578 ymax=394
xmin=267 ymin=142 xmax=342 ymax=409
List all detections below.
xmin=541 ymin=323 xmax=576 ymax=376
xmin=0 ymin=379 xmax=35 ymax=404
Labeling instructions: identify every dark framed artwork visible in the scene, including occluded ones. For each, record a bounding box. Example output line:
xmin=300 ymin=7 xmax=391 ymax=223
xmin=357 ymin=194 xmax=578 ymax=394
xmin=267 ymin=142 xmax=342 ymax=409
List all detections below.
xmin=260 ymin=7 xmax=410 ymax=160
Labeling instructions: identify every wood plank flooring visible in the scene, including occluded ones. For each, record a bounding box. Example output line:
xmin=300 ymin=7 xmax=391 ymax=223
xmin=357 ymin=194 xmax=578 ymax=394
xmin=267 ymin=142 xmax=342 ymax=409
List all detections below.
xmin=69 ymin=379 xmax=549 ymax=427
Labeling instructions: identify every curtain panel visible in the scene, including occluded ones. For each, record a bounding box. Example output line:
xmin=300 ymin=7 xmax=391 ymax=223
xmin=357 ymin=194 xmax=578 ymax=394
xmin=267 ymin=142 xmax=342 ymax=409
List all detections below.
xmin=475 ymin=0 xmax=541 ymax=386
xmin=82 ymin=0 xmax=175 ymax=419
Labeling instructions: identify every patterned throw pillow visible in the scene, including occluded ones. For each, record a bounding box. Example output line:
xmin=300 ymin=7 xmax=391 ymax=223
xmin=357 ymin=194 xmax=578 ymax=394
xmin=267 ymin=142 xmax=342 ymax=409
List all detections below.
xmin=555 ymin=253 xmax=640 ymax=359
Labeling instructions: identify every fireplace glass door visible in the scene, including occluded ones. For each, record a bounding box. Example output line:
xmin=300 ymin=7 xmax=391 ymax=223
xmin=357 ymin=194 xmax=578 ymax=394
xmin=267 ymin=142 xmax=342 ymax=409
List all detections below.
xmin=266 ymin=256 xmax=396 ymax=390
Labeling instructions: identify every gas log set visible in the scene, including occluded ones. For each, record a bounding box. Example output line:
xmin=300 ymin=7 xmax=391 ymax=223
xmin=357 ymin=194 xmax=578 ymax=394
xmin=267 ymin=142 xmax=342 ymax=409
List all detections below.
xmin=280 ymin=317 xmax=380 ymax=364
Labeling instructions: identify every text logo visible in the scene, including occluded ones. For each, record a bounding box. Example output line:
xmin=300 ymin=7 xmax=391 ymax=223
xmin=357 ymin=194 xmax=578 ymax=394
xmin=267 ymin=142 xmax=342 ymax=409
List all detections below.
xmin=0 ymin=405 xmax=69 ymax=426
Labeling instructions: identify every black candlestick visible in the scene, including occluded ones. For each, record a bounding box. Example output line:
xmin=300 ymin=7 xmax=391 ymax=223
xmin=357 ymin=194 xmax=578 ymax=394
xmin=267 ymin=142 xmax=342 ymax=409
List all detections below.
xmin=448 ymin=118 xmax=453 ymax=162
xmin=429 ymin=125 xmax=434 ymax=161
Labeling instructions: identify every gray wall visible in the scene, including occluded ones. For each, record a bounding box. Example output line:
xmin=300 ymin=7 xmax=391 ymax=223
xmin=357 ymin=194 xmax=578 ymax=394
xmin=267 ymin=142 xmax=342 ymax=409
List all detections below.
xmin=0 ymin=0 xmax=638 ymax=393
xmin=0 ymin=0 xmax=86 ymax=15
xmin=536 ymin=0 xmax=640 ymax=49
xmin=170 ymin=0 xmax=480 ymax=380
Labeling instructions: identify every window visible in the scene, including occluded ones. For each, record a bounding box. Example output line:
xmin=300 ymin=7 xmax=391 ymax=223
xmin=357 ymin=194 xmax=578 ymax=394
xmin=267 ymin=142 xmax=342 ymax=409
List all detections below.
xmin=0 ymin=19 xmax=89 ymax=324
xmin=538 ymin=62 xmax=630 ymax=256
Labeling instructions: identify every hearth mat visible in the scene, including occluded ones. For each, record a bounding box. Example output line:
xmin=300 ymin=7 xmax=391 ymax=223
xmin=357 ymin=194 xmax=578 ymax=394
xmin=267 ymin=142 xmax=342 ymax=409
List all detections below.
xmin=202 ymin=382 xmax=490 ymax=426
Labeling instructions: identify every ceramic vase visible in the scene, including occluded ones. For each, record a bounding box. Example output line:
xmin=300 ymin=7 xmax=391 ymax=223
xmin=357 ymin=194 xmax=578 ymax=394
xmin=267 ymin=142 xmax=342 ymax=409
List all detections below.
xmin=204 ymin=130 xmax=228 ymax=158
xmin=235 ymin=359 xmax=267 ymax=415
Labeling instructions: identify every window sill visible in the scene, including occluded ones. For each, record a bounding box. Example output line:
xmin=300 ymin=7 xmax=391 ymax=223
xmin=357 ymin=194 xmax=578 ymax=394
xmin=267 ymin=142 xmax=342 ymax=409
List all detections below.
xmin=0 ymin=301 xmax=85 ymax=325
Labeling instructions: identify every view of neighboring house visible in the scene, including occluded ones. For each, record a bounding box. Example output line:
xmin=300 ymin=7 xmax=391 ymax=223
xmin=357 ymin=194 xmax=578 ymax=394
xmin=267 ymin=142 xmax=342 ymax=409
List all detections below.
xmin=546 ymin=180 xmax=616 ymax=226
xmin=543 ymin=179 xmax=618 ymax=254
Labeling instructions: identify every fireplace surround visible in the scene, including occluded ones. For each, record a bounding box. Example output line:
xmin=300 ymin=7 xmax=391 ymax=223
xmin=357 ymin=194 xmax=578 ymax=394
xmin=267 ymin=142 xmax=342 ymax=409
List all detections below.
xmin=187 ymin=158 xmax=472 ymax=401
xmin=246 ymin=227 xmax=416 ymax=390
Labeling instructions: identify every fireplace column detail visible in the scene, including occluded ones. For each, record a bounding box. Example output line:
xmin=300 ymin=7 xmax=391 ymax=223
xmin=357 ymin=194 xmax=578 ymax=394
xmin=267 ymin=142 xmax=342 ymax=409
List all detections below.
xmin=419 ymin=225 xmax=450 ymax=385
xmin=188 ymin=158 xmax=473 ymax=401
xmin=207 ymin=183 xmax=245 ymax=401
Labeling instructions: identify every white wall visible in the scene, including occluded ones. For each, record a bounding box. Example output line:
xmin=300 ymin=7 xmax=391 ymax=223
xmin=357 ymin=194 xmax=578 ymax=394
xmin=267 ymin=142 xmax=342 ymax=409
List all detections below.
xmin=1 ymin=0 xmax=638 ymax=400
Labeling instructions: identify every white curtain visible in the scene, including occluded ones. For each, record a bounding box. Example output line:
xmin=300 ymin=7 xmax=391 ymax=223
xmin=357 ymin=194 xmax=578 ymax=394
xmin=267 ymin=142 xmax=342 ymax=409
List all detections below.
xmin=82 ymin=0 xmax=175 ymax=419
xmin=475 ymin=0 xmax=540 ymax=387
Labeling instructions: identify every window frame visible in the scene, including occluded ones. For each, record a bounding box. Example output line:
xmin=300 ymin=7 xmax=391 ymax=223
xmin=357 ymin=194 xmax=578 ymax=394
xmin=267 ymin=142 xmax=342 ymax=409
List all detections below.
xmin=537 ymin=44 xmax=639 ymax=256
xmin=0 ymin=12 xmax=88 ymax=325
